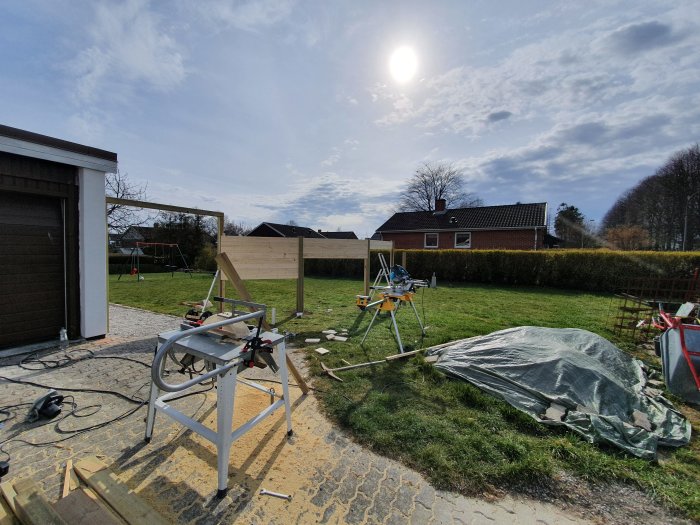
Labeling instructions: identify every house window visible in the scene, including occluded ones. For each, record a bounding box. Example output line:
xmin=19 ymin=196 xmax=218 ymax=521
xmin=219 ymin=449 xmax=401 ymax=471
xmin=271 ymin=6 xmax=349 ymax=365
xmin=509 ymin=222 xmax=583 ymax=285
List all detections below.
xmin=424 ymin=233 xmax=439 ymax=248
xmin=455 ymin=232 xmax=471 ymax=249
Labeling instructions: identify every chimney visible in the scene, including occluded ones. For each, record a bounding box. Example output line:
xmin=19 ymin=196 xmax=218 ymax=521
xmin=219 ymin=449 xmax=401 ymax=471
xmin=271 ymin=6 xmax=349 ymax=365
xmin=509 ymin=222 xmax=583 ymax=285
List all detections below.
xmin=435 ymin=198 xmax=446 ymax=212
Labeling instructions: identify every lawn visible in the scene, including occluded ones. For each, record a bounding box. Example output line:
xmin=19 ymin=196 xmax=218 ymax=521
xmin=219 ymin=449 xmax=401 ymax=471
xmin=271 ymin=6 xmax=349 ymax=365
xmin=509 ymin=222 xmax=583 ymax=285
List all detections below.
xmin=109 ymin=272 xmax=700 ymax=519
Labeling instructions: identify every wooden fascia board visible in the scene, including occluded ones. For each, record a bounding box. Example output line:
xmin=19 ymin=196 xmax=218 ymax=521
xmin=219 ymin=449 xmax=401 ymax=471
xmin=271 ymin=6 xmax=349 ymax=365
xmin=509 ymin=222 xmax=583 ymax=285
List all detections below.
xmin=0 ymin=135 xmax=117 ymax=173
xmin=106 ymin=197 xmax=224 ymax=218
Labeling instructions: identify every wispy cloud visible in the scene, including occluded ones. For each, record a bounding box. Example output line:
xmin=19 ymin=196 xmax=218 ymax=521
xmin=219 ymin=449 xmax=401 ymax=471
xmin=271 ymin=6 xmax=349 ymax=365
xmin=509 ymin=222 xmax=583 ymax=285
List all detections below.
xmin=198 ymin=0 xmax=295 ymax=31
xmin=68 ymin=0 xmax=185 ymax=104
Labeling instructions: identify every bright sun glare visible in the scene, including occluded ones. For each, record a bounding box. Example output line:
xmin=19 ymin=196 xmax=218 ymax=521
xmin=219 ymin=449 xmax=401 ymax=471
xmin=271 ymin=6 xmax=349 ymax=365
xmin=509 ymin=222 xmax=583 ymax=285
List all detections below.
xmin=389 ymin=46 xmax=417 ymax=83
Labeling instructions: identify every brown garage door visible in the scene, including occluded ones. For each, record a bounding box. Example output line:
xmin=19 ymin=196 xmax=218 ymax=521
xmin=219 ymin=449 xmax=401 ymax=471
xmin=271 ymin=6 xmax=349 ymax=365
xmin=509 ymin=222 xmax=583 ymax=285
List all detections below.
xmin=0 ymin=191 xmax=65 ymax=348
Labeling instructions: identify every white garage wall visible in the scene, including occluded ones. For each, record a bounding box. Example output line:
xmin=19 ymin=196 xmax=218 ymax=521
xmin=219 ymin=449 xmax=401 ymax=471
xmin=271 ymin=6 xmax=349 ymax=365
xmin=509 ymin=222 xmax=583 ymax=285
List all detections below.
xmin=79 ymin=167 xmax=107 ymax=338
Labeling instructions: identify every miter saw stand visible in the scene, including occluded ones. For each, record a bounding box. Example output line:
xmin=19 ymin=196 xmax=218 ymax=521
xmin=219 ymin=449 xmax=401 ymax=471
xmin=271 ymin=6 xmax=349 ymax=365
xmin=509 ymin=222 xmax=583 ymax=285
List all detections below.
xmin=144 ymin=298 xmax=293 ymax=498
xmin=357 ymin=255 xmax=428 ymax=353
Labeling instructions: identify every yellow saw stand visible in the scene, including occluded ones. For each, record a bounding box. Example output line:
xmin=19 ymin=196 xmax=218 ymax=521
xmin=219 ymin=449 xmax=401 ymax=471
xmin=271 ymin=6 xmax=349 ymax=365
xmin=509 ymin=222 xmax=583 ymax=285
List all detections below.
xmin=359 ymin=288 xmax=425 ymax=353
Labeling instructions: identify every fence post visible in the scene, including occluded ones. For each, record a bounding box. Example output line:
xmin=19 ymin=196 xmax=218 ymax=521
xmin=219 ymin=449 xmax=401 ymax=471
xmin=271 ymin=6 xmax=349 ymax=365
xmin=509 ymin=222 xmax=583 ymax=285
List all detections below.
xmin=364 ymin=239 xmax=371 ymax=295
xmin=402 ymin=251 xmax=407 ymax=270
xmin=297 ymin=236 xmax=304 ymax=313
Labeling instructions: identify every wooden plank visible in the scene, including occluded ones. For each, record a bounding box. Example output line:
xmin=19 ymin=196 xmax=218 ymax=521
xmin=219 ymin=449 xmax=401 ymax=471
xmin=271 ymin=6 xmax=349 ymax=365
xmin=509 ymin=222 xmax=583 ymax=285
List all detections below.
xmin=303 ymin=238 xmax=367 ymax=259
xmin=364 ymin=239 xmax=370 ymax=296
xmin=286 ymin=354 xmax=309 ymax=395
xmin=369 ymin=240 xmax=393 ymax=250
xmin=13 ymin=481 xmax=67 ymax=525
xmin=73 ymin=457 xmax=168 ymax=525
xmin=0 ymin=481 xmax=17 ymax=515
xmin=53 ymin=489 xmax=125 ymax=525
xmin=105 ymin=197 xmax=223 ymax=218
xmin=61 ymin=460 xmax=72 ymax=498
xmin=401 ymin=251 xmax=407 ymax=269
xmin=0 ymin=495 xmax=13 ymax=525
xmin=215 ymin=253 xmax=271 ymax=330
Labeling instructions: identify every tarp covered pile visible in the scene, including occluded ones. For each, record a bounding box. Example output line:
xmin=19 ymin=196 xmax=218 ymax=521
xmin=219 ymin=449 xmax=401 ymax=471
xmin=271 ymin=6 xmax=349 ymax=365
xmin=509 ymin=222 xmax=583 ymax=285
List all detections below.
xmin=429 ymin=327 xmax=690 ymax=459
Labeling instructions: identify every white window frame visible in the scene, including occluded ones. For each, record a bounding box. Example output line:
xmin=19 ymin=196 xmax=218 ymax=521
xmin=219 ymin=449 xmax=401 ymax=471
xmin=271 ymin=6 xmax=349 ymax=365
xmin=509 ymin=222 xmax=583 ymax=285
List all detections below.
xmin=424 ymin=232 xmax=439 ymax=248
xmin=454 ymin=231 xmax=471 ymax=249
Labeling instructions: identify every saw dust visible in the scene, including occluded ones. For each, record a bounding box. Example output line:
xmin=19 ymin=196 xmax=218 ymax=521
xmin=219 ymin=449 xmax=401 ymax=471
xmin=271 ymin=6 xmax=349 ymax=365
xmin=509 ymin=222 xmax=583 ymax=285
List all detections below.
xmin=117 ymin=384 xmax=336 ymax=522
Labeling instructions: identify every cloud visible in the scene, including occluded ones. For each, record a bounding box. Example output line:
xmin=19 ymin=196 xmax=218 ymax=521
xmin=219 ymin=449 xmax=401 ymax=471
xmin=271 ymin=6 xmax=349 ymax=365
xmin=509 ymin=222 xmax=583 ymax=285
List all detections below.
xmin=199 ymin=0 xmax=295 ymax=31
xmin=606 ymin=21 xmax=678 ymax=55
xmin=371 ymin=12 xmax=696 ymax=139
xmin=487 ymin=110 xmax=512 ymax=123
xmin=272 ymin=171 xmax=400 ymax=233
xmin=68 ymin=0 xmax=185 ymax=104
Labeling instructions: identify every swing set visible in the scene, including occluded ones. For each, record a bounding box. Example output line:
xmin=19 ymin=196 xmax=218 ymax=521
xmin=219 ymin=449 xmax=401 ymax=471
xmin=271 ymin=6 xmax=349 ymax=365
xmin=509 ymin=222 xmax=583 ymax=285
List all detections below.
xmin=117 ymin=242 xmax=192 ymax=280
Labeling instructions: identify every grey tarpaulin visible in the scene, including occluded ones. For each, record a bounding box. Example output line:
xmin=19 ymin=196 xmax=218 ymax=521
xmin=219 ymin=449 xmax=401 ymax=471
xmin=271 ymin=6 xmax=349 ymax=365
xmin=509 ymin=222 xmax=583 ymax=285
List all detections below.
xmin=428 ymin=327 xmax=691 ymax=459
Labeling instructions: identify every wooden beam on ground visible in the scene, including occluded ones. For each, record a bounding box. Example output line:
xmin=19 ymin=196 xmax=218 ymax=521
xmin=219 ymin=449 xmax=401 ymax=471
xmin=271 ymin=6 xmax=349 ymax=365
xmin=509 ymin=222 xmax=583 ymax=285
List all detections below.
xmin=61 ymin=460 xmax=72 ymax=498
xmin=214 ymin=253 xmax=271 ymax=330
xmin=53 ymin=489 xmax=125 ymax=525
xmin=296 ymin=237 xmax=304 ymax=314
xmin=0 ymin=494 xmax=13 ymax=525
xmin=286 ymin=355 xmax=309 ymax=395
xmin=13 ymin=480 xmax=66 ymax=525
xmin=74 ymin=457 xmax=168 ymax=525
xmin=0 ymin=482 xmax=16 ymax=515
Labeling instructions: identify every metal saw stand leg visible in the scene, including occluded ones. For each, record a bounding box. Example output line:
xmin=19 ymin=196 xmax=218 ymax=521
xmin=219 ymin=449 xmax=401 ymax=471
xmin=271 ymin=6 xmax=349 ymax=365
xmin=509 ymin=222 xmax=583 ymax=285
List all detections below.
xmin=408 ymin=300 xmax=426 ymax=336
xmin=215 ymin=366 xmax=236 ymax=498
xmin=389 ymin=309 xmax=404 ymax=353
xmin=361 ymin=306 xmax=382 ymax=346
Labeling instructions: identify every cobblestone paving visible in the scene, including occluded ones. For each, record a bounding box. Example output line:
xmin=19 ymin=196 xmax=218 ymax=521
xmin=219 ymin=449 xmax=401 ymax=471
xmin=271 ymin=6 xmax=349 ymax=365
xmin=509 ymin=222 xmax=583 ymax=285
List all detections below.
xmin=0 ymin=305 xmax=594 ymax=524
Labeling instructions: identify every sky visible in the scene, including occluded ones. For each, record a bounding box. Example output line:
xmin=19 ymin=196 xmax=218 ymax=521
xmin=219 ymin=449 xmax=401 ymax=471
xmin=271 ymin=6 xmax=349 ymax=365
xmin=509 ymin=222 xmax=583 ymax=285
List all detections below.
xmin=2 ymin=0 xmax=699 ymax=238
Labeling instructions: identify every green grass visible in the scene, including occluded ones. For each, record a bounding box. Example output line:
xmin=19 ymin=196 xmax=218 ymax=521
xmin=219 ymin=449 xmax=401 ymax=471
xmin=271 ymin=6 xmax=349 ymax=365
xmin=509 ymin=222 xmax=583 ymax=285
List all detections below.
xmin=109 ymin=273 xmax=700 ymax=519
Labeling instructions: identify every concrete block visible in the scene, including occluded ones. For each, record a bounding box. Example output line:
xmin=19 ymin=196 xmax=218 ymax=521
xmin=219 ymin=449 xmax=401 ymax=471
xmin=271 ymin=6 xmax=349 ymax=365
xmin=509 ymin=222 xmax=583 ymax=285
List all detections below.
xmin=632 ymin=410 xmax=652 ymax=431
xmin=542 ymin=402 xmax=567 ymax=421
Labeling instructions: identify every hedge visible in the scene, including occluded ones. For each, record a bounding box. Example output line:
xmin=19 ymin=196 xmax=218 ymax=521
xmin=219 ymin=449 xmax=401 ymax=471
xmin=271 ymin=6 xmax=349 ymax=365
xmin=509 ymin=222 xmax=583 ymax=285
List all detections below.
xmin=305 ymin=249 xmax=700 ymax=292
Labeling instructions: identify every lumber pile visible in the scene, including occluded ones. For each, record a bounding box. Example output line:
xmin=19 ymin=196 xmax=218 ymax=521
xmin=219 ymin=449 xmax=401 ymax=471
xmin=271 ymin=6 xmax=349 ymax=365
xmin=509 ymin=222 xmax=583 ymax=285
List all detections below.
xmin=0 ymin=456 xmax=168 ymax=525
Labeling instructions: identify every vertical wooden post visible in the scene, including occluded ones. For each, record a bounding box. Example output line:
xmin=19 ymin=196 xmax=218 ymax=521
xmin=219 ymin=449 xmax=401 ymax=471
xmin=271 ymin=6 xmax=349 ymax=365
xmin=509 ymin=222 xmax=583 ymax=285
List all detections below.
xmin=401 ymin=251 xmax=407 ymax=270
xmin=296 ymin=236 xmax=304 ymax=313
xmin=389 ymin=242 xmax=395 ymax=267
xmin=217 ymin=215 xmax=225 ymax=311
xmin=364 ymin=238 xmax=371 ymax=295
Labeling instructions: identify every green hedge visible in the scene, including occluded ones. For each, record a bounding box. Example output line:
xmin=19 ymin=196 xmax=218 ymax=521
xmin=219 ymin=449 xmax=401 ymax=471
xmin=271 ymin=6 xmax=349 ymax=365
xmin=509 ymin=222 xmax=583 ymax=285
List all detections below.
xmin=307 ymin=249 xmax=700 ymax=292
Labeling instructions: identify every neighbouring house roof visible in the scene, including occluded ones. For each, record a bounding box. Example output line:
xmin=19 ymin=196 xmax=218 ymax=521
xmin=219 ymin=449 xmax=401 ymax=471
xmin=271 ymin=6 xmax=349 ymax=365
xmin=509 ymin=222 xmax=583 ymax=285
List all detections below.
xmin=248 ymin=222 xmax=326 ymax=238
xmin=319 ymin=231 xmax=358 ymax=240
xmin=121 ymin=226 xmax=156 ymax=242
xmin=376 ymin=202 xmax=548 ymax=232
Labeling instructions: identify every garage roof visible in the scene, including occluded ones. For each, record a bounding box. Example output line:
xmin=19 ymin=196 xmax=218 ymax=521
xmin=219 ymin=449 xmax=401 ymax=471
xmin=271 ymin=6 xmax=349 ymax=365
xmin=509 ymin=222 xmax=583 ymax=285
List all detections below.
xmin=0 ymin=124 xmax=117 ymax=172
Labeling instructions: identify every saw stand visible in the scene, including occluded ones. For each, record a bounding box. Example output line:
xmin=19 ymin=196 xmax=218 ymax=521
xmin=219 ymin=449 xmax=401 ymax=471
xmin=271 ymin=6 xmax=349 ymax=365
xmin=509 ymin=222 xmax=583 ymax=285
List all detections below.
xmin=360 ymin=287 xmax=425 ymax=353
xmin=144 ymin=308 xmax=292 ymax=498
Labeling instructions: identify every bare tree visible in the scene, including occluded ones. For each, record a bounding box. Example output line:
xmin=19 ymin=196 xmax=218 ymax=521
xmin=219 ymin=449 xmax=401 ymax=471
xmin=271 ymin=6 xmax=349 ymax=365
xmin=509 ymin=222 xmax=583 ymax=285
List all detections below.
xmin=398 ymin=162 xmax=483 ymax=212
xmin=105 ymin=170 xmax=150 ymax=234
xmin=602 ymin=144 xmax=700 ymax=250
xmin=223 ymin=220 xmax=252 ymax=236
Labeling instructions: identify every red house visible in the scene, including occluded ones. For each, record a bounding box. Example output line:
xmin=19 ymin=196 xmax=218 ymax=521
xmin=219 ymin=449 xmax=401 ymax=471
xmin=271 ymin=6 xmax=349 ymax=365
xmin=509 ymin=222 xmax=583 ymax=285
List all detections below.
xmin=374 ymin=200 xmax=549 ymax=250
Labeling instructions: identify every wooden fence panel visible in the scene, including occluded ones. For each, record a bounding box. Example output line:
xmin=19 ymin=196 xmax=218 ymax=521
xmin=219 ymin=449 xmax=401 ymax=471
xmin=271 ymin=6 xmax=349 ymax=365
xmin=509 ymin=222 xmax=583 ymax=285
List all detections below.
xmin=303 ymin=238 xmax=367 ymax=259
xmin=221 ymin=236 xmax=298 ymax=280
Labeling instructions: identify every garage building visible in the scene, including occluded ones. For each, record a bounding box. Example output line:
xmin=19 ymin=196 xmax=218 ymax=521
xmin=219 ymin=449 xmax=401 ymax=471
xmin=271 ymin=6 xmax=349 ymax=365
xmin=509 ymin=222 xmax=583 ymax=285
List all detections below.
xmin=0 ymin=124 xmax=117 ymax=350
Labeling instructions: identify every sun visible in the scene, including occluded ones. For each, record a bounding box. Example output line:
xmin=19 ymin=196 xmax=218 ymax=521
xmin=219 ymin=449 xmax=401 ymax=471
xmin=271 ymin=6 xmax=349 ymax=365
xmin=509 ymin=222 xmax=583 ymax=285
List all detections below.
xmin=389 ymin=46 xmax=417 ymax=83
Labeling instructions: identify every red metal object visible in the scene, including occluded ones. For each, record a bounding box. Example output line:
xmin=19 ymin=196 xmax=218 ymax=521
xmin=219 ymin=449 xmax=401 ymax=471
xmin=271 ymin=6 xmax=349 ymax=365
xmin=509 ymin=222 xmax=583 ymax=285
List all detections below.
xmin=656 ymin=308 xmax=700 ymax=390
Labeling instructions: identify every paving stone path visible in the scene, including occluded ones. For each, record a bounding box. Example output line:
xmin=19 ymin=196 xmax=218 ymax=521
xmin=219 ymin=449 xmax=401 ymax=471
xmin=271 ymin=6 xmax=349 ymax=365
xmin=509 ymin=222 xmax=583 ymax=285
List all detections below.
xmin=0 ymin=304 xmax=594 ymax=524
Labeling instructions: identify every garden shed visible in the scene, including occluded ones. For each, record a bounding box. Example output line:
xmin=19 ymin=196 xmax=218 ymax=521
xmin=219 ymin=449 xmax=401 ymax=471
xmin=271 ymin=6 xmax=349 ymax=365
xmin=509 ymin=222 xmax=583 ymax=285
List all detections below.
xmin=0 ymin=124 xmax=117 ymax=349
